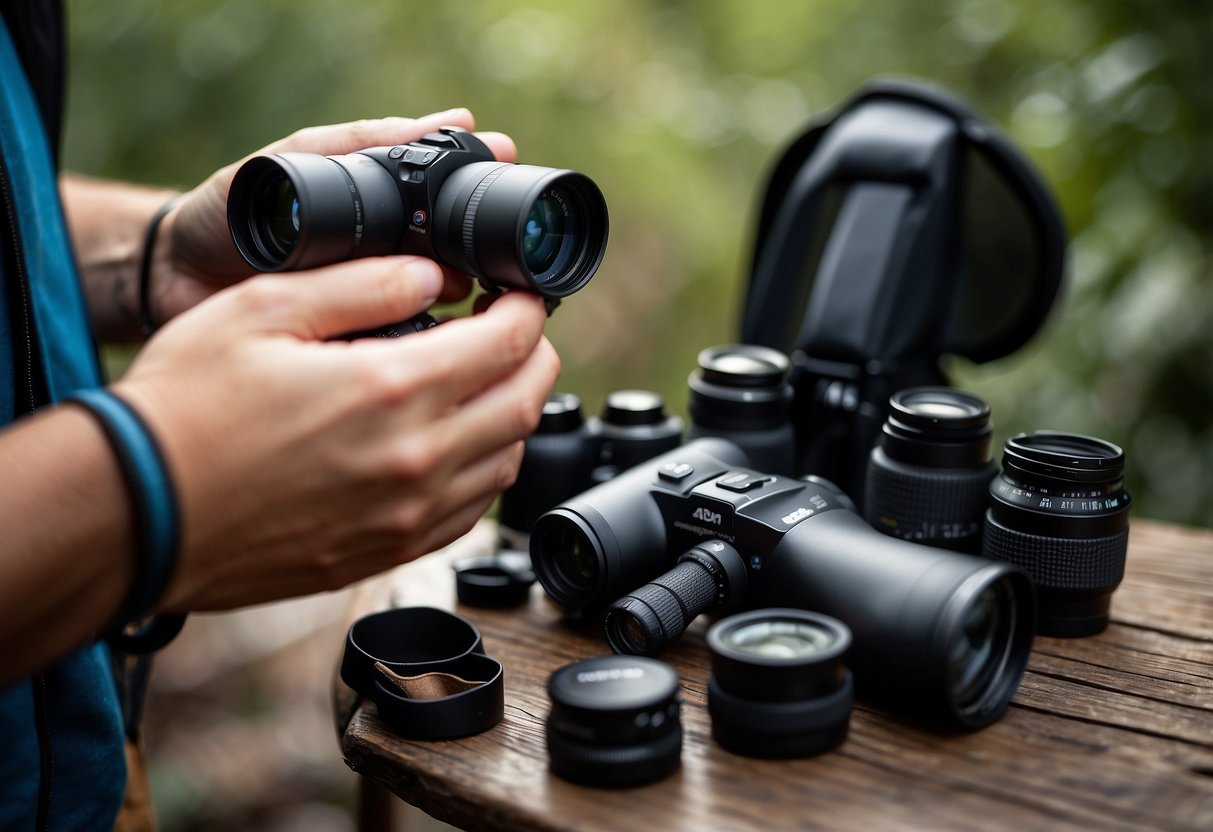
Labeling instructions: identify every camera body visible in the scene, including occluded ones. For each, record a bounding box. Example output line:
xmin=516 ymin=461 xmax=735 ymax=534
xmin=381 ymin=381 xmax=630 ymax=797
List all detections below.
xmin=228 ymin=127 xmax=607 ymax=299
xmin=532 ymin=438 xmax=1035 ymax=728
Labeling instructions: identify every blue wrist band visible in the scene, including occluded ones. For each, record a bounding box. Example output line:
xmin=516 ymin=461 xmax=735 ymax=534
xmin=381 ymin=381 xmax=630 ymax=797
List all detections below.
xmin=66 ymin=387 xmax=185 ymax=652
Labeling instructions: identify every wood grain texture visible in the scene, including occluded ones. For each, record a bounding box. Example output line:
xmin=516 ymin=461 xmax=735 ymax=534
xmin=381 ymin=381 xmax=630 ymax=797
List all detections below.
xmin=338 ymin=519 xmax=1213 ymax=831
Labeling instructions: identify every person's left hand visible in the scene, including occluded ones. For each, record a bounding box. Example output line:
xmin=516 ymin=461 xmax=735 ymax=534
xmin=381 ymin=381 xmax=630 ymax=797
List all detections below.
xmin=150 ymin=108 xmax=515 ymax=324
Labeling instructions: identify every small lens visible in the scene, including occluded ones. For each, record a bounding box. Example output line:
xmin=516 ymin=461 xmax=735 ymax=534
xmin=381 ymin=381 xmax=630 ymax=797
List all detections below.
xmin=706 ymin=610 xmax=853 ymax=758
xmin=608 ymin=613 xmax=650 ymax=656
xmin=864 ymin=387 xmax=997 ymax=552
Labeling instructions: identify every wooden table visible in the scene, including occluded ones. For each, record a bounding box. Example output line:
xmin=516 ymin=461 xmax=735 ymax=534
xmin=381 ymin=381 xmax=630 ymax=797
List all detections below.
xmin=334 ymin=519 xmax=1213 ymax=831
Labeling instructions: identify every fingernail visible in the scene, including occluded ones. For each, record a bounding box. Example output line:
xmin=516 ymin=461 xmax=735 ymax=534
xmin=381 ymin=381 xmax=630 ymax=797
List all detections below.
xmin=408 ymin=259 xmax=444 ymax=303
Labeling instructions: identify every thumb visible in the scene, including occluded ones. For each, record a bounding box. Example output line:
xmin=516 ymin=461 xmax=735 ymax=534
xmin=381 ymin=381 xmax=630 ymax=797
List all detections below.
xmin=244 ymin=256 xmax=444 ymax=341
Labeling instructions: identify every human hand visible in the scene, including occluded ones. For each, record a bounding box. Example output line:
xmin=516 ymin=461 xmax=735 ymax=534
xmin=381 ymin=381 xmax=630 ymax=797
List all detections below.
xmin=149 ymin=108 xmax=516 ymax=325
xmin=115 ymin=254 xmax=558 ymax=611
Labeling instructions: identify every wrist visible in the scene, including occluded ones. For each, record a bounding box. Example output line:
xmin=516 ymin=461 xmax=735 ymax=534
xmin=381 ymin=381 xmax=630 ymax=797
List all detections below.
xmin=138 ymin=195 xmax=184 ymax=336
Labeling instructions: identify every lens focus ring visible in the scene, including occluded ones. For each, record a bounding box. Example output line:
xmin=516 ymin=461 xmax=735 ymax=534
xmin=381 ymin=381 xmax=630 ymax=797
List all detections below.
xmin=983 ymin=515 xmax=1128 ymax=591
xmin=865 ymin=449 xmax=996 ymax=544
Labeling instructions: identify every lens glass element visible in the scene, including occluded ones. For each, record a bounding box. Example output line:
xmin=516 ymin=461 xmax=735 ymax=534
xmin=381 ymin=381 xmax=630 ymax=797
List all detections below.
xmin=522 ymin=186 xmax=579 ymax=284
xmin=946 ymin=585 xmax=1007 ymax=708
xmin=252 ymin=170 xmax=301 ymax=260
xmin=540 ymin=522 xmax=599 ymax=597
xmin=722 ymin=620 xmax=837 ymax=660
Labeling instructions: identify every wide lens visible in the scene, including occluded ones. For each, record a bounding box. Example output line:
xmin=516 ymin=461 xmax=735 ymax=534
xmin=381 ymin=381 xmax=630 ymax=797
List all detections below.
xmin=531 ymin=513 xmax=606 ymax=608
xmin=984 ymin=431 xmax=1131 ymax=637
xmin=723 ymin=619 xmax=837 ymax=659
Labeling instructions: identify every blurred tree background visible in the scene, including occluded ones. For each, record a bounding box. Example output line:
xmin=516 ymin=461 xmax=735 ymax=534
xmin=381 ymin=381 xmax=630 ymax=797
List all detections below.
xmin=65 ymin=0 xmax=1210 ymax=526
xmin=60 ymin=0 xmax=1208 ymax=827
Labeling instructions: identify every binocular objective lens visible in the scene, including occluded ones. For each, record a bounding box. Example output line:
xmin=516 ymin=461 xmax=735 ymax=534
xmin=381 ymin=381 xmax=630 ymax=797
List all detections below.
xmin=252 ymin=170 xmax=302 ymax=260
xmin=722 ymin=619 xmax=837 ymax=660
xmin=540 ymin=522 xmax=599 ymax=598
xmin=947 ymin=586 xmax=1006 ymax=709
xmin=522 ymin=190 xmax=571 ymax=278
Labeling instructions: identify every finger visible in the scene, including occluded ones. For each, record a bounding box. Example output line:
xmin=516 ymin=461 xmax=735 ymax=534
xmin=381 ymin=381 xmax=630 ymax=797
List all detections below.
xmin=230 ymin=256 xmax=444 ymax=340
xmin=423 ymin=336 xmax=560 ymax=471
xmin=363 ymin=291 xmax=550 ymax=409
xmin=266 ymin=109 xmax=476 ymax=156
xmin=437 ymin=267 xmax=475 ymax=304
xmin=410 ymin=492 xmax=501 ymax=564
xmin=474 ymin=132 xmax=517 ymax=163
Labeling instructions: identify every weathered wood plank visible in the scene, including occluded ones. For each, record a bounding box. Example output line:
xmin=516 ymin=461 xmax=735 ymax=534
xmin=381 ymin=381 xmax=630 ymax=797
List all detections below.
xmin=339 ymin=518 xmax=1213 ymax=832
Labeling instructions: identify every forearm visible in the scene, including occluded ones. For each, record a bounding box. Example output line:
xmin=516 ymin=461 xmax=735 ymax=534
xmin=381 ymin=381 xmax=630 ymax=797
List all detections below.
xmin=59 ymin=173 xmax=179 ymax=343
xmin=0 ymin=405 xmax=133 ymax=684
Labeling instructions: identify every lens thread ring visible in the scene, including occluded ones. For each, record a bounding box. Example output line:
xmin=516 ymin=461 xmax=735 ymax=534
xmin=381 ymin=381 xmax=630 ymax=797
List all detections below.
xmin=461 ymin=164 xmax=510 ymax=275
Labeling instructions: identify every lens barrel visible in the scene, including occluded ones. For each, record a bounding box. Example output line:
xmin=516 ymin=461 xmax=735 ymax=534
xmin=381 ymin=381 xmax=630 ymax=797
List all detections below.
xmin=686 ymin=344 xmax=797 ymax=475
xmin=983 ymin=431 xmax=1131 ymax=637
xmin=864 ymin=387 xmax=997 ymax=552
xmin=707 ymin=609 xmax=854 ymax=758
xmin=498 ymin=393 xmax=597 ymax=543
xmin=546 ymin=655 xmax=682 ymax=787
xmin=589 ymin=390 xmax=684 ymax=482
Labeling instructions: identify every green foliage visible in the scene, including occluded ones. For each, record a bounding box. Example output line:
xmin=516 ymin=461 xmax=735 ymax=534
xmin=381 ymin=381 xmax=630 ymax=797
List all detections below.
xmin=64 ymin=0 xmax=1212 ymax=526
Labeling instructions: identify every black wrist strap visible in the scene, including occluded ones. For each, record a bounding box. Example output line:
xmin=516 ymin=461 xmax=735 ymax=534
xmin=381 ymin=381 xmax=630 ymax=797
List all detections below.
xmin=137 ymin=196 xmax=182 ymax=337
xmin=66 ymin=388 xmax=186 ymax=653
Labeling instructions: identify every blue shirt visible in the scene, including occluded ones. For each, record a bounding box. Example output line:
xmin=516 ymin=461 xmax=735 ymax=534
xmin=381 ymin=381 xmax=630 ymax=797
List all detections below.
xmin=0 ymin=17 xmax=127 ymax=830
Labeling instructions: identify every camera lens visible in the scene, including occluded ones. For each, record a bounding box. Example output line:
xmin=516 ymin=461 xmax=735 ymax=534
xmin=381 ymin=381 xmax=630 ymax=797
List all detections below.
xmin=590 ymin=390 xmax=684 ymax=482
xmin=546 ymin=655 xmax=682 ymax=787
xmin=864 ymin=387 xmax=997 ymax=552
xmin=686 ymin=344 xmax=796 ymax=475
xmin=707 ymin=609 xmax=853 ymax=758
xmin=947 ymin=583 xmax=1010 ymax=709
xmin=984 ymin=431 xmax=1131 ymax=637
xmin=522 ymin=188 xmax=571 ymax=275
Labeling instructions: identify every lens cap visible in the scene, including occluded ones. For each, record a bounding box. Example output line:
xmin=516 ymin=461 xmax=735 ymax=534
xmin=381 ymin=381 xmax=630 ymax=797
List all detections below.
xmin=546 ymin=655 xmax=682 ymax=787
xmin=454 ymin=552 xmax=536 ymax=608
xmin=707 ymin=609 xmax=853 ymax=758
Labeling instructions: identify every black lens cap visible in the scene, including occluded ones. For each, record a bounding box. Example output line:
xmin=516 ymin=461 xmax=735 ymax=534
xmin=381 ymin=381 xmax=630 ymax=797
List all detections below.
xmin=546 ymin=655 xmax=682 ymax=787
xmin=454 ymin=551 xmax=536 ymax=608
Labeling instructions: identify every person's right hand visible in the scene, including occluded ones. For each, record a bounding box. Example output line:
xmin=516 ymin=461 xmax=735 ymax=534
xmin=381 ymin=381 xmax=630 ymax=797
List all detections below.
xmin=115 ymin=254 xmax=559 ymax=612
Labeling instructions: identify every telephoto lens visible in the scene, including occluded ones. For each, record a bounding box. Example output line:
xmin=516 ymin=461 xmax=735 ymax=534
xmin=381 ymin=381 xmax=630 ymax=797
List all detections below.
xmin=498 ymin=393 xmax=598 ymax=549
xmin=686 ymin=344 xmax=797 ymax=475
xmin=707 ymin=610 xmax=854 ymax=758
xmin=864 ymin=387 xmax=998 ymax=552
xmin=228 ymin=128 xmax=607 ymax=299
xmin=984 ymin=431 xmax=1131 ymax=637
xmin=546 ymin=655 xmax=682 ymax=787
xmin=588 ymin=390 xmax=684 ymax=483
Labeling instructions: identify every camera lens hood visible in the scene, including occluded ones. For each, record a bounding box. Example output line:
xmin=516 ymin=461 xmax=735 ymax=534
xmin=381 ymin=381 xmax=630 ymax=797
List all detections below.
xmin=341 ymin=607 xmax=504 ymax=740
xmin=454 ymin=552 xmax=536 ymax=608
